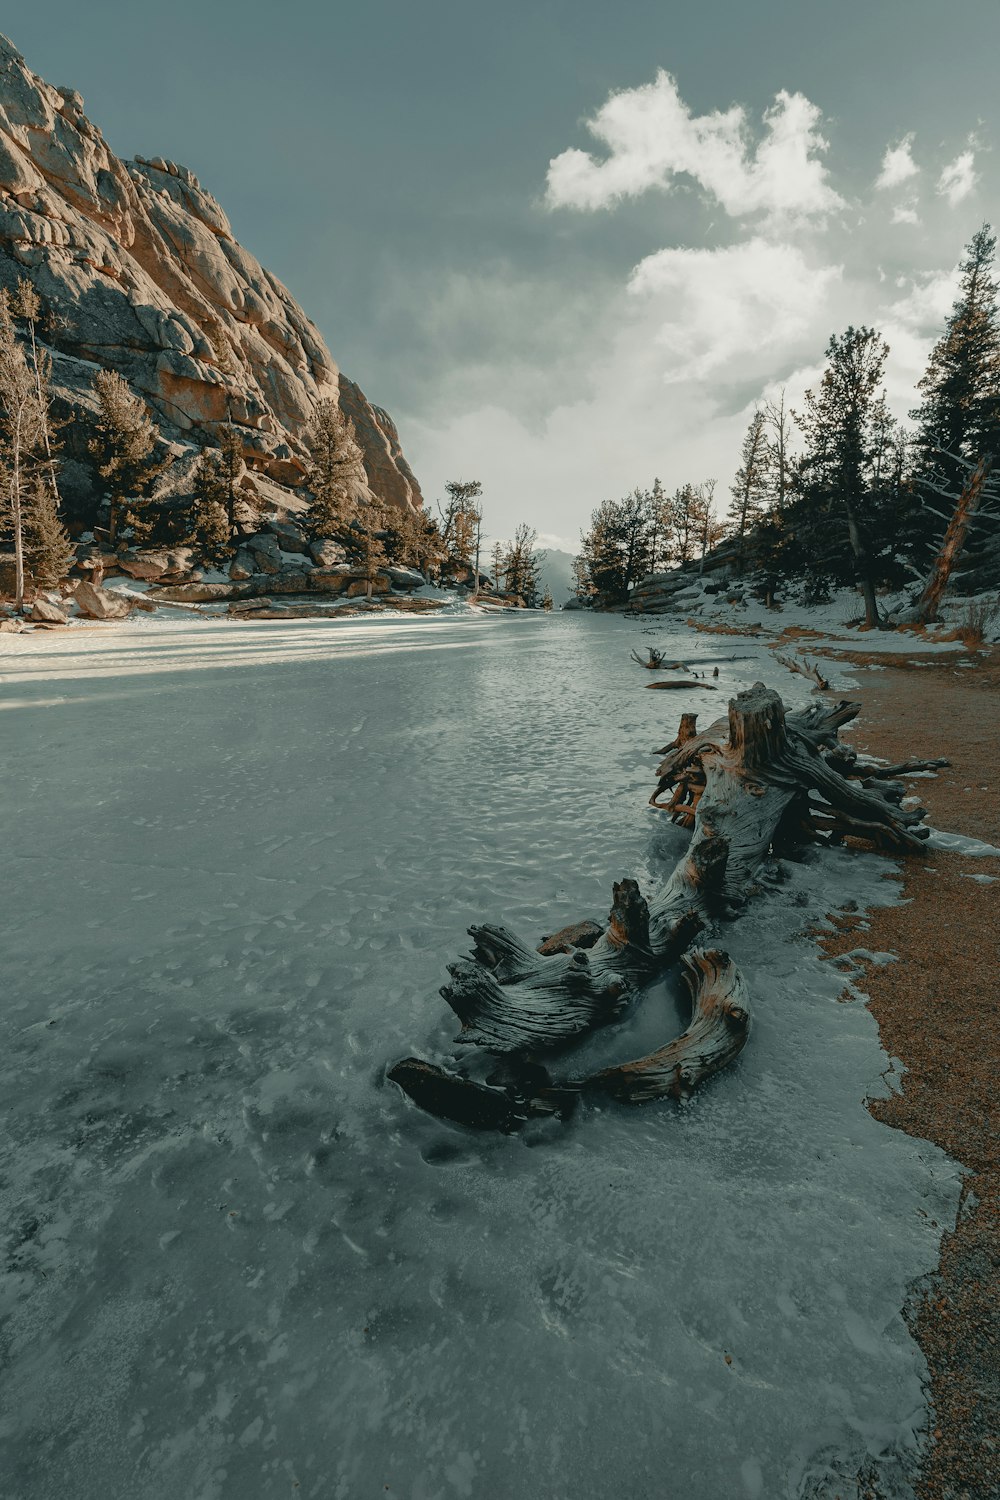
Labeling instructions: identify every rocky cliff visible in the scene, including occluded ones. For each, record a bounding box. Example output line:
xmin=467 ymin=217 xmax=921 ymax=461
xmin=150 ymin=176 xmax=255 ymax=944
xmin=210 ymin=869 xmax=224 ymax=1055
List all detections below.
xmin=0 ymin=33 xmax=422 ymax=513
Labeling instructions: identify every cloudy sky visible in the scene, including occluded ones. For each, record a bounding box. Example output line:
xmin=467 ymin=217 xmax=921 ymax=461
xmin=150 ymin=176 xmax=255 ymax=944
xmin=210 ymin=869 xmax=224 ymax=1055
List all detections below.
xmin=13 ymin=1 xmax=1000 ymax=548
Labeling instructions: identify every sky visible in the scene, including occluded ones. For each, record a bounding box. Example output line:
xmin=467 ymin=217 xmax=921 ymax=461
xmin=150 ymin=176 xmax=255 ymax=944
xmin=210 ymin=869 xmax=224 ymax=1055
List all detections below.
xmin=10 ymin=1 xmax=1000 ymax=549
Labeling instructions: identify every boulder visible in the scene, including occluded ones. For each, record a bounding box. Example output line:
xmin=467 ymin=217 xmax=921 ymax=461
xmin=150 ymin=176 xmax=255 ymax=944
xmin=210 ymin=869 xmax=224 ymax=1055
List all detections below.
xmin=29 ymin=598 xmax=68 ymax=625
xmin=152 ymin=582 xmax=249 ymax=603
xmin=346 ymin=577 xmax=390 ymax=598
xmin=159 ymin=547 xmax=198 ymax=576
xmin=117 ymin=551 xmax=169 ymax=581
xmin=243 ymin=533 xmax=282 ymax=574
xmin=229 ymin=549 xmax=256 ymax=581
xmin=307 ymin=568 xmax=354 ymax=594
xmin=0 ymin=617 xmax=26 ymax=632
xmin=74 ymin=544 xmax=122 ymax=577
xmin=74 ymin=580 xmax=132 ymax=619
xmin=255 ymin=569 xmax=313 ymax=595
xmin=384 ymin=566 xmax=425 ymax=593
xmin=267 ymin=518 xmax=309 ymax=554
xmin=309 ymin=537 xmax=347 ymax=567
xmin=228 ymin=597 xmax=274 ymax=615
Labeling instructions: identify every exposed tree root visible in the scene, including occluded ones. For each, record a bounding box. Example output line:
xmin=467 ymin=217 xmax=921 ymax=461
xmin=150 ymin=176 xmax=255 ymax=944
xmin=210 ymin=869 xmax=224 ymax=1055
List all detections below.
xmin=389 ymin=683 xmax=941 ymax=1132
xmin=583 ymin=950 xmax=750 ymax=1103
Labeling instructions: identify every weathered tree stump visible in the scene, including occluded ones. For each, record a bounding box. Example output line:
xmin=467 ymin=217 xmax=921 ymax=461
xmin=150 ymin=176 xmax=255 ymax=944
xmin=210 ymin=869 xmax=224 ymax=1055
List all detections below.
xmin=389 ymin=683 xmax=944 ymax=1131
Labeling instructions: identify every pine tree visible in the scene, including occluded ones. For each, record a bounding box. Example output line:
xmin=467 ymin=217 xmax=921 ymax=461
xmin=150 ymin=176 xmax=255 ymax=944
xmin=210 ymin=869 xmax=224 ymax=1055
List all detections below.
xmin=727 ymin=411 xmax=770 ymax=566
xmin=410 ymin=506 xmax=444 ymax=577
xmin=647 ymin=478 xmax=673 ymax=571
xmin=24 ymin=479 xmax=74 ymax=588
xmin=89 ymin=369 xmax=167 ymax=544
xmin=303 ymin=397 xmax=366 ymax=537
xmin=187 ymin=450 xmax=233 ymax=561
xmin=354 ymin=497 xmax=387 ymax=598
xmin=191 ymin=498 xmax=231 ymax=560
xmin=438 ymin=480 xmax=482 ymax=580
xmin=504 ymin=522 xmax=543 ymax=605
xmin=571 ymin=552 xmax=592 ymax=600
xmin=795 ymin=326 xmax=895 ymax=628
xmin=541 ymin=585 xmax=554 ymax=611
xmin=580 ymin=499 xmax=621 ymax=599
xmin=215 ymin=422 xmax=245 ymax=536
xmin=670 ymin=484 xmax=700 ymax=565
xmin=911 ymin=225 xmax=1000 ymax=490
xmin=619 ymin=488 xmax=653 ymax=586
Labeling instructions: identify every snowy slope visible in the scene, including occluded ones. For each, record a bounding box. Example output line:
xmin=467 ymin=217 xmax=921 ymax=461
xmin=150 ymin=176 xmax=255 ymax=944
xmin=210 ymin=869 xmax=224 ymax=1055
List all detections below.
xmin=0 ymin=612 xmax=959 ymax=1500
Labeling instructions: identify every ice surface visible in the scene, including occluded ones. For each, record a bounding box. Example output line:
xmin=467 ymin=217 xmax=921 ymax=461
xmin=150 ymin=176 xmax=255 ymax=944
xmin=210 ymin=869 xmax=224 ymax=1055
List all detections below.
xmin=0 ymin=613 xmax=960 ymax=1500
xmin=924 ymin=828 xmax=1000 ymax=857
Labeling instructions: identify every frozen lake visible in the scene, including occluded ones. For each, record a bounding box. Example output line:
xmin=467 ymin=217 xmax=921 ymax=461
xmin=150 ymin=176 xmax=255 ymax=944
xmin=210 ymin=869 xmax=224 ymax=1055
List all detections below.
xmin=0 ymin=611 xmax=958 ymax=1499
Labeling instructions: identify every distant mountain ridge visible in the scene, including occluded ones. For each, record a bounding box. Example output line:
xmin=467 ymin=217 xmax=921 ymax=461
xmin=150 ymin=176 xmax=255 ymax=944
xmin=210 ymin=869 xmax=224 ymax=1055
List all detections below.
xmin=0 ymin=33 xmax=422 ymax=513
xmin=536 ymin=547 xmax=577 ymax=603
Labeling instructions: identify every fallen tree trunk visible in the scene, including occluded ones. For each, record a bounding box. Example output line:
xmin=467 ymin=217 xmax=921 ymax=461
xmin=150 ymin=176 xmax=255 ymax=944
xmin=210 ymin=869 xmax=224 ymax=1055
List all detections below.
xmin=912 ymin=454 xmax=993 ymax=623
xmin=389 ymin=683 xmax=943 ymax=1131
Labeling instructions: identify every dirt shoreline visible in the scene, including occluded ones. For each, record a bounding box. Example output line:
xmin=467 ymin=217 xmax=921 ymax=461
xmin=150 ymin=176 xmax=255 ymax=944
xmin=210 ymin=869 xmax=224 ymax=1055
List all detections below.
xmin=818 ymin=647 xmax=999 ymax=1500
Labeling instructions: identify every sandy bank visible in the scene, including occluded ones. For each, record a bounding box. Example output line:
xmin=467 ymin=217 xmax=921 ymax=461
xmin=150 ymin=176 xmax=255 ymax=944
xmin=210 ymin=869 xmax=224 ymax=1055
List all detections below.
xmin=821 ymin=647 xmax=1000 ymax=1500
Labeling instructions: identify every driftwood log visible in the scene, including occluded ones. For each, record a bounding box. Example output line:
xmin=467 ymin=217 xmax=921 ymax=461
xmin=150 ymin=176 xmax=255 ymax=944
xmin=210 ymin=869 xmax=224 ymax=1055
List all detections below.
xmin=389 ymin=683 xmax=945 ymax=1131
xmin=774 ymin=652 xmax=831 ymax=691
xmin=631 ymin=646 xmax=672 ymax=669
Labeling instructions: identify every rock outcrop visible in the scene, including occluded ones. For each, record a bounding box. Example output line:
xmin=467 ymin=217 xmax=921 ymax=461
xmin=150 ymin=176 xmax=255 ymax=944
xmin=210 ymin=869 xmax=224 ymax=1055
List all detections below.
xmin=0 ymin=33 xmax=422 ymax=510
xmin=73 ymin=579 xmax=133 ymax=619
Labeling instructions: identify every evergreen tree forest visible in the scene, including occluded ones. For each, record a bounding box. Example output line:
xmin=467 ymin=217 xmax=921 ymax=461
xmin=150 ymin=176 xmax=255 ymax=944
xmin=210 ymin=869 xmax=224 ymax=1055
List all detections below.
xmin=6 ymin=223 xmax=1000 ymax=618
xmin=575 ymin=224 xmax=1000 ymax=617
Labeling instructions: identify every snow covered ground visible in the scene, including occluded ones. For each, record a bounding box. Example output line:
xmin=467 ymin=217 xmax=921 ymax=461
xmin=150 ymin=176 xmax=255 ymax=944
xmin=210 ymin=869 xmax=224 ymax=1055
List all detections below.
xmin=0 ymin=612 xmax=962 ymax=1499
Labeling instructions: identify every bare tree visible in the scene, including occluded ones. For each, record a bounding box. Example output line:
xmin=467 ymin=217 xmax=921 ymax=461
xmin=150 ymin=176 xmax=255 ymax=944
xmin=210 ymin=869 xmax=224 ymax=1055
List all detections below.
xmin=763 ymin=387 xmax=793 ymax=513
xmin=490 ymin=538 xmax=506 ymax=593
xmin=14 ymin=280 xmax=60 ymax=509
xmin=0 ymin=289 xmax=43 ymax=609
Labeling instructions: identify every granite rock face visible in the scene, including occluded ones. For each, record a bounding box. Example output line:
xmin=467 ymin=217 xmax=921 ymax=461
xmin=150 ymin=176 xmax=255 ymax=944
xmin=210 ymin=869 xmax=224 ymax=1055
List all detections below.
xmin=0 ymin=33 xmax=422 ymax=511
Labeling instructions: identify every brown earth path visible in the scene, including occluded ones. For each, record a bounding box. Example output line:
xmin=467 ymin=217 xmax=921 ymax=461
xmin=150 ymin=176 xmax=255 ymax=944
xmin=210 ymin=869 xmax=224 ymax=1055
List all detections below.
xmin=816 ymin=646 xmax=1000 ymax=1500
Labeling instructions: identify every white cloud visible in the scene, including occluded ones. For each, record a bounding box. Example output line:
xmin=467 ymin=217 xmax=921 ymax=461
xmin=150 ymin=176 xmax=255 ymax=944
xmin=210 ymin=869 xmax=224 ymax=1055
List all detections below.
xmin=876 ymin=267 xmax=959 ymax=411
xmin=938 ymin=147 xmax=977 ymax=205
xmin=403 ymin=240 xmax=847 ymax=542
xmin=627 ymin=237 xmax=842 ymax=382
xmin=545 ymin=71 xmax=843 ymax=226
xmin=875 ymin=134 xmax=919 ymax=191
xmin=401 ymin=72 xmax=984 ymax=545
